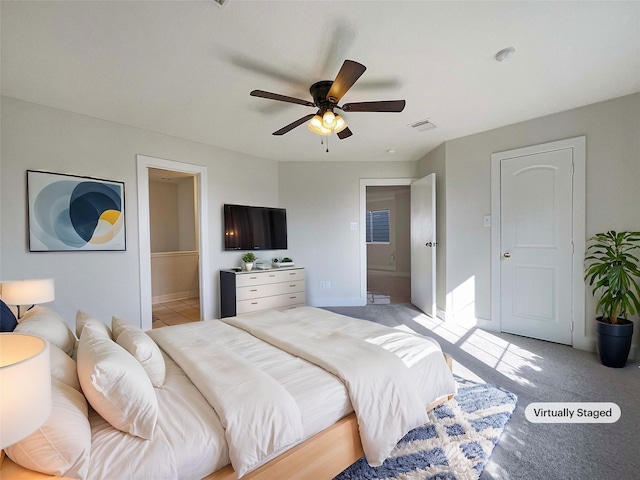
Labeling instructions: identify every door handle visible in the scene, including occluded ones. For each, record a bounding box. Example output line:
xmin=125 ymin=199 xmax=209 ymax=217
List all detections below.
xmin=425 ymin=242 xmax=439 ymax=247
xmin=503 ymin=252 xmax=511 ymax=258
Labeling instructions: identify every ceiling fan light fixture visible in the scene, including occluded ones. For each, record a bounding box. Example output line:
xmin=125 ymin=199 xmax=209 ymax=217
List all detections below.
xmin=322 ymin=110 xmax=337 ymax=129
xmin=334 ymin=115 xmax=347 ymax=133
xmin=307 ymin=115 xmax=332 ymax=135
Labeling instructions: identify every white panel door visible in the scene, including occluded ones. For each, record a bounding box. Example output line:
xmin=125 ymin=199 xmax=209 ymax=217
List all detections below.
xmin=411 ymin=174 xmax=436 ymax=318
xmin=500 ymin=150 xmax=573 ymax=344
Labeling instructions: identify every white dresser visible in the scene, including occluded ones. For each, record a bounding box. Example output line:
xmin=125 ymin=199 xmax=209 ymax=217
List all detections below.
xmin=220 ymin=267 xmax=305 ymax=317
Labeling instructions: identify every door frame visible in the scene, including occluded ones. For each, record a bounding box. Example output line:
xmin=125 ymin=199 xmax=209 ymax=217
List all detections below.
xmin=359 ymin=178 xmax=414 ymax=304
xmin=490 ymin=137 xmax=586 ymax=348
xmin=136 ymin=155 xmax=211 ymax=331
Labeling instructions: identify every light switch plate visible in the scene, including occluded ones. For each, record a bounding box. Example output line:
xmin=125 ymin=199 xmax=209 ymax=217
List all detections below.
xmin=350 ymin=222 xmax=358 ymax=231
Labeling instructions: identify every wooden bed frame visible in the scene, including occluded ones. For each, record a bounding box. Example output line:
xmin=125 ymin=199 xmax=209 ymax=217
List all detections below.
xmin=1 ymin=355 xmax=454 ymax=480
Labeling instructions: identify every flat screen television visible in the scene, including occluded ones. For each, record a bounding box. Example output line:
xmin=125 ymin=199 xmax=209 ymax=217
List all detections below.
xmin=224 ymin=204 xmax=288 ymax=251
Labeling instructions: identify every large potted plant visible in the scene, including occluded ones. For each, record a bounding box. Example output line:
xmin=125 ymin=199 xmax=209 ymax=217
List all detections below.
xmin=584 ymin=231 xmax=640 ymax=367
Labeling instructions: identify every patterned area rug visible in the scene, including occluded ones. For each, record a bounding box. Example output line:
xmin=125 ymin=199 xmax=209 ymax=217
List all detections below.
xmin=334 ymin=378 xmax=517 ymax=480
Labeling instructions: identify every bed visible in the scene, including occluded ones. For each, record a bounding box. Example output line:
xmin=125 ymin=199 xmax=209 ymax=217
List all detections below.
xmin=1 ymin=305 xmax=456 ymax=480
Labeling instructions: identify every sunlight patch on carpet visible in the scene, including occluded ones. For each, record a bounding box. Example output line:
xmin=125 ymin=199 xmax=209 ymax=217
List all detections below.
xmin=334 ymin=378 xmax=517 ymax=480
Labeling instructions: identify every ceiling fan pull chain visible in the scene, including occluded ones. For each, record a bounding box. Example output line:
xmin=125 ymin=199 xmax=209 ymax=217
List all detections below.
xmin=326 ymin=135 xmax=329 ymax=153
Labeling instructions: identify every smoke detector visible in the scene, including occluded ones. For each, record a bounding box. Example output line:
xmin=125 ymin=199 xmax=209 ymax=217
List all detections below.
xmin=495 ymin=47 xmax=515 ymax=62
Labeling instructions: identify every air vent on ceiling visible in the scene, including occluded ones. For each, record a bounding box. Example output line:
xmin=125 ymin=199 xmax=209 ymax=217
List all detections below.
xmin=409 ymin=119 xmax=437 ymax=132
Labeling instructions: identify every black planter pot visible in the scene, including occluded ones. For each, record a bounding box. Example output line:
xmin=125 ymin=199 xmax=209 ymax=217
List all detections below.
xmin=595 ymin=317 xmax=634 ymax=368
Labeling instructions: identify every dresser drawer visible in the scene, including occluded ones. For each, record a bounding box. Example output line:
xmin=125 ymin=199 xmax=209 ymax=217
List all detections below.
xmin=236 ymin=283 xmax=280 ymax=301
xmin=280 ymin=292 xmax=306 ymax=307
xmin=278 ymin=269 xmax=304 ymax=282
xmin=278 ymin=280 xmax=305 ymax=295
xmin=237 ymin=295 xmax=281 ymax=315
xmin=236 ymin=271 xmax=280 ymax=287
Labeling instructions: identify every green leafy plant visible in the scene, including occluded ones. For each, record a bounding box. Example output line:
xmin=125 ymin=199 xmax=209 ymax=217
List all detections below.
xmin=242 ymin=252 xmax=257 ymax=263
xmin=584 ymin=231 xmax=640 ymax=324
xmin=282 ymin=257 xmax=293 ymax=262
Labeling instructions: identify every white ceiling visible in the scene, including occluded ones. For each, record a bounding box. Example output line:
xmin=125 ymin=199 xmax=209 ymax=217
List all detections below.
xmin=2 ymin=1 xmax=639 ymax=163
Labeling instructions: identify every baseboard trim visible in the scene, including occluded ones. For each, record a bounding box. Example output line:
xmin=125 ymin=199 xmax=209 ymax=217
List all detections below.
xmin=309 ymin=297 xmax=367 ymax=307
xmin=367 ymin=266 xmax=395 ymax=272
xmin=152 ymin=290 xmax=199 ymax=304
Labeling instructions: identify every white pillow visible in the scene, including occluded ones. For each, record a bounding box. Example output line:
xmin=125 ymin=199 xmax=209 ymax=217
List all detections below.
xmin=77 ymin=322 xmax=158 ymax=440
xmin=5 ymin=379 xmax=91 ymax=479
xmin=49 ymin=344 xmax=81 ymax=392
xmin=76 ymin=310 xmax=112 ymax=339
xmin=113 ymin=317 xmax=166 ymax=387
xmin=15 ymin=306 xmax=76 ymax=356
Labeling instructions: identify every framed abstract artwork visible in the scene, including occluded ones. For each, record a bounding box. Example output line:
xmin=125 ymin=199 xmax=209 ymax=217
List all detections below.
xmin=27 ymin=170 xmax=126 ymax=251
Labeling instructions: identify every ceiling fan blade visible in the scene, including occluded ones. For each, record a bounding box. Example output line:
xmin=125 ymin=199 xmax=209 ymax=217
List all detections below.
xmin=326 ymin=60 xmax=367 ymax=103
xmin=341 ymin=100 xmax=406 ymax=112
xmin=273 ymin=114 xmax=316 ymax=136
xmin=251 ymin=90 xmax=315 ymax=107
xmin=337 ymin=127 xmax=353 ymax=140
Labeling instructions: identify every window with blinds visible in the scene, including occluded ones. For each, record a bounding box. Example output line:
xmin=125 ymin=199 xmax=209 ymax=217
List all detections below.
xmin=366 ymin=209 xmax=390 ymax=243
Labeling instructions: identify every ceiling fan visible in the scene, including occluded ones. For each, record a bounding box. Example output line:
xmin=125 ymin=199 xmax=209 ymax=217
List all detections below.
xmin=250 ymin=60 xmax=406 ymax=139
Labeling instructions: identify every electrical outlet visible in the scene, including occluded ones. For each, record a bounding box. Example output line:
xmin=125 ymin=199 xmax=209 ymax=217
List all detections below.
xmin=320 ymin=281 xmax=326 ymax=289
xmin=483 ymin=215 xmax=491 ymax=227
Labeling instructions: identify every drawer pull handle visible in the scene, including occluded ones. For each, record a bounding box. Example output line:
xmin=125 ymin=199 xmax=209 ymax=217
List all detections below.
xmin=250 ymin=289 xmax=258 ymax=292
xmin=290 ymin=296 xmax=297 ymax=300
xmin=250 ymin=277 xmax=257 ymax=280
xmin=251 ymin=302 xmax=258 ymax=305
xmin=289 ymin=284 xmax=296 ymax=287
xmin=289 ymin=273 xmax=296 ymax=275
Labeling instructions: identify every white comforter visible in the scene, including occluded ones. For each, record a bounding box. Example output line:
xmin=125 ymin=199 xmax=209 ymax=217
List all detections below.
xmin=150 ymin=306 xmax=455 ymax=477
xmin=224 ymin=310 xmax=429 ymax=467
xmin=150 ymin=320 xmax=304 ymax=477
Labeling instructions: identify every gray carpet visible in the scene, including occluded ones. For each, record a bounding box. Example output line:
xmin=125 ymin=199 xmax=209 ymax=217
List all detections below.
xmin=325 ymin=304 xmax=640 ymax=480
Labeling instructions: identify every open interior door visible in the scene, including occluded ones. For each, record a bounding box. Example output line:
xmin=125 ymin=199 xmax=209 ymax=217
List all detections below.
xmin=410 ymin=174 xmax=436 ymax=318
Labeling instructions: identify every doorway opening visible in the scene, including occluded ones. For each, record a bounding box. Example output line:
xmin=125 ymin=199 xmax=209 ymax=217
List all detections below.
xmin=365 ymin=185 xmax=411 ymax=304
xmin=136 ymin=155 xmax=211 ymax=331
xmin=147 ymin=168 xmax=200 ymax=328
xmin=359 ymin=178 xmax=413 ymax=306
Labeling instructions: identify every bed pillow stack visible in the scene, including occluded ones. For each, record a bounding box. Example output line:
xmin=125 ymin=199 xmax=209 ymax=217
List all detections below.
xmin=14 ymin=306 xmax=77 ymax=355
xmin=77 ymin=319 xmax=159 ymax=440
xmin=112 ymin=316 xmax=166 ymax=387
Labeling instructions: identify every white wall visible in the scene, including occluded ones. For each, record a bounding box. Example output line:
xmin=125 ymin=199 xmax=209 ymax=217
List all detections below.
xmin=177 ymin=177 xmax=197 ymax=251
xmin=430 ymin=93 xmax=640 ymax=352
xmin=0 ymin=96 xmax=280 ymax=326
xmin=149 ymin=180 xmax=180 ymax=252
xmin=279 ymin=161 xmax=418 ymax=306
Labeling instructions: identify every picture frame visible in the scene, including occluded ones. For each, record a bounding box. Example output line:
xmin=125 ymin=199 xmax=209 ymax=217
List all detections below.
xmin=27 ymin=170 xmax=126 ymax=252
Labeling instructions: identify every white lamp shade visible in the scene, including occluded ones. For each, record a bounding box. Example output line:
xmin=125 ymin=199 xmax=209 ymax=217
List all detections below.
xmin=1 ymin=279 xmax=55 ymax=306
xmin=0 ymin=333 xmax=52 ymax=449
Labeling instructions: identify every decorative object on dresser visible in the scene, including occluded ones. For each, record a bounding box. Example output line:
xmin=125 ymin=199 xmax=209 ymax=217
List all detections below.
xmin=241 ymin=252 xmax=257 ymax=271
xmin=220 ymin=267 xmax=305 ymax=318
xmin=272 ymin=257 xmax=294 ymax=267
xmin=0 ymin=279 xmax=55 ymax=319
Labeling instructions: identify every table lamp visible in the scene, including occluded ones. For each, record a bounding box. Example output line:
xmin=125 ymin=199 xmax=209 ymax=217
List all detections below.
xmin=0 ymin=333 xmax=52 ymax=450
xmin=0 ymin=279 xmax=55 ymax=319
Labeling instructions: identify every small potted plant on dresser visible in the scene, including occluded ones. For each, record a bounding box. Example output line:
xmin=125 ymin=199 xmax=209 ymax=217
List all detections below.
xmin=584 ymin=230 xmax=640 ymax=368
xmin=242 ymin=252 xmax=257 ymax=271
